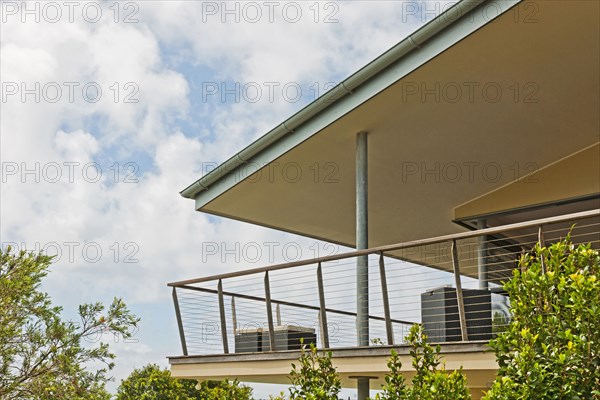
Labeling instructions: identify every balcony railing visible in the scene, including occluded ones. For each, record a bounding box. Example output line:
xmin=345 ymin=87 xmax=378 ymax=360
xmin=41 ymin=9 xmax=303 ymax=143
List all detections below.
xmin=168 ymin=209 xmax=599 ymax=356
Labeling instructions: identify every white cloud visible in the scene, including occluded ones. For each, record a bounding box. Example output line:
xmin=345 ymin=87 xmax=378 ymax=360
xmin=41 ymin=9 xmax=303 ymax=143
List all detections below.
xmin=55 ymin=129 xmax=100 ymax=159
xmin=1 ymin=0 xmax=436 ymax=395
xmin=137 ymin=0 xmax=431 ymax=165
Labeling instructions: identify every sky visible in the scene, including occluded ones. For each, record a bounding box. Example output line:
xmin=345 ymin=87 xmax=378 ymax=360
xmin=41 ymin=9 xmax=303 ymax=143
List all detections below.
xmin=0 ymin=1 xmax=455 ymax=397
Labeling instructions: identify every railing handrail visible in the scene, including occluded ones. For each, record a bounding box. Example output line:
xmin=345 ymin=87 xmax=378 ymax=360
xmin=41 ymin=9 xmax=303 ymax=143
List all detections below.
xmin=168 ymin=209 xmax=599 ymax=287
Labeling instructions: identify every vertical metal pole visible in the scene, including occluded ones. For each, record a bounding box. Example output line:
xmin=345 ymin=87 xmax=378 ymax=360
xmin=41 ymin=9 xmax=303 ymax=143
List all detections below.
xmin=477 ymin=219 xmax=489 ymax=289
xmin=231 ymin=296 xmax=238 ymax=336
xmin=379 ymin=253 xmax=394 ymax=345
xmin=264 ymin=271 xmax=276 ymax=351
xmin=356 ymin=131 xmax=370 ymax=399
xmin=317 ymin=262 xmax=330 ymax=348
xmin=217 ymin=279 xmax=229 ymax=354
xmin=538 ymin=225 xmax=546 ymax=274
xmin=318 ymin=310 xmax=324 ymax=348
xmin=451 ymin=240 xmax=469 ymax=341
xmin=276 ymin=304 xmax=282 ymax=326
xmin=172 ymin=287 xmax=188 ymax=356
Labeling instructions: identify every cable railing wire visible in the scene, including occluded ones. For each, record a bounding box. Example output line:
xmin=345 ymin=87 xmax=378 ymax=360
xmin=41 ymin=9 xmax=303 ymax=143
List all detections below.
xmin=169 ymin=210 xmax=599 ymax=355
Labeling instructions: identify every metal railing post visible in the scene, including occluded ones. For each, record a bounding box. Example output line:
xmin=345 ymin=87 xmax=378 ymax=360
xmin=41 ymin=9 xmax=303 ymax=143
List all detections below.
xmin=477 ymin=219 xmax=489 ymax=289
xmin=538 ymin=225 xmax=546 ymax=274
xmin=276 ymin=304 xmax=282 ymax=326
xmin=231 ymin=296 xmax=238 ymax=336
xmin=172 ymin=287 xmax=188 ymax=356
xmin=379 ymin=253 xmax=394 ymax=345
xmin=317 ymin=262 xmax=330 ymax=348
xmin=217 ymin=279 xmax=229 ymax=354
xmin=451 ymin=240 xmax=469 ymax=341
xmin=264 ymin=271 xmax=276 ymax=351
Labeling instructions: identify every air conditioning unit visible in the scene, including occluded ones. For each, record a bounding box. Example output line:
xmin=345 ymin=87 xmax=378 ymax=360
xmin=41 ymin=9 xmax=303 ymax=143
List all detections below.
xmin=234 ymin=327 xmax=263 ymax=353
xmin=421 ymin=286 xmax=492 ymax=342
xmin=234 ymin=325 xmax=316 ymax=353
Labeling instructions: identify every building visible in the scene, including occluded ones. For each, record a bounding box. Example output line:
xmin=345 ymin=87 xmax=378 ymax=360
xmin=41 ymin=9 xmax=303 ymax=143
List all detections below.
xmin=167 ymin=0 xmax=599 ymax=398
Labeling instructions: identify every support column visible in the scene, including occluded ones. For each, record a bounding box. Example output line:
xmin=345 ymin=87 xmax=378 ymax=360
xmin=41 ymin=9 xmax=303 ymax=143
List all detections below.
xmin=477 ymin=219 xmax=488 ymax=290
xmin=356 ymin=131 xmax=370 ymax=399
xmin=358 ymin=383 xmax=369 ymax=400
xmin=352 ymin=376 xmax=377 ymax=400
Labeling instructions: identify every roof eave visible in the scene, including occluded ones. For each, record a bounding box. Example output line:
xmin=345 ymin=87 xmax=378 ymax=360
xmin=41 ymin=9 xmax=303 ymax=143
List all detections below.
xmin=179 ymin=0 xmax=498 ymax=200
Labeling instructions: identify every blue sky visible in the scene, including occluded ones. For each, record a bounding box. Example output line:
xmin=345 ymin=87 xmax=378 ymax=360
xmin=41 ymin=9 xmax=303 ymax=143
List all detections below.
xmin=0 ymin=1 xmax=453 ymax=397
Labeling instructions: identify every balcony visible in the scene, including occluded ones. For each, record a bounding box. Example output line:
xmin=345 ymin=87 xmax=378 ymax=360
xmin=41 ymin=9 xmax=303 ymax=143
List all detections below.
xmin=167 ymin=209 xmax=599 ymax=396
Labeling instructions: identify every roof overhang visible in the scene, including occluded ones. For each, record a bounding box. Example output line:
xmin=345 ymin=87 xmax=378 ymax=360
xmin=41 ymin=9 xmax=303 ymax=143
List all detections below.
xmin=181 ymin=0 xmax=494 ymax=200
xmin=183 ymin=0 xmax=600 ymax=252
xmin=454 ymin=143 xmax=600 ymax=223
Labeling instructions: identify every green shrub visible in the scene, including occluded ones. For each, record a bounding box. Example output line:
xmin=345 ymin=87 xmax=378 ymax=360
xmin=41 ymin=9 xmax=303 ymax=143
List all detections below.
xmin=272 ymin=342 xmax=341 ymax=400
xmin=116 ymin=364 xmax=253 ymax=400
xmin=375 ymin=324 xmax=471 ymax=400
xmin=196 ymin=379 xmax=254 ymax=400
xmin=484 ymin=237 xmax=600 ymax=399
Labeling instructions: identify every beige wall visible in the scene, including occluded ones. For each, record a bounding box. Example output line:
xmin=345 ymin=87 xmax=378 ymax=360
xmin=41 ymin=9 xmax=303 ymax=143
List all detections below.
xmin=170 ymin=345 xmax=497 ymax=396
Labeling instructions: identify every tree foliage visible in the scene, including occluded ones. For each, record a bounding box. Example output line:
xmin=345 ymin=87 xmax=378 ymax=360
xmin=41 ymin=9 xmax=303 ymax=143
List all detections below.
xmin=271 ymin=342 xmax=341 ymax=400
xmin=116 ymin=364 xmax=197 ymax=400
xmin=116 ymin=364 xmax=253 ymax=400
xmin=195 ymin=379 xmax=254 ymax=400
xmin=375 ymin=324 xmax=471 ymax=400
xmin=483 ymin=237 xmax=600 ymax=399
xmin=0 ymin=247 xmax=139 ymax=400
